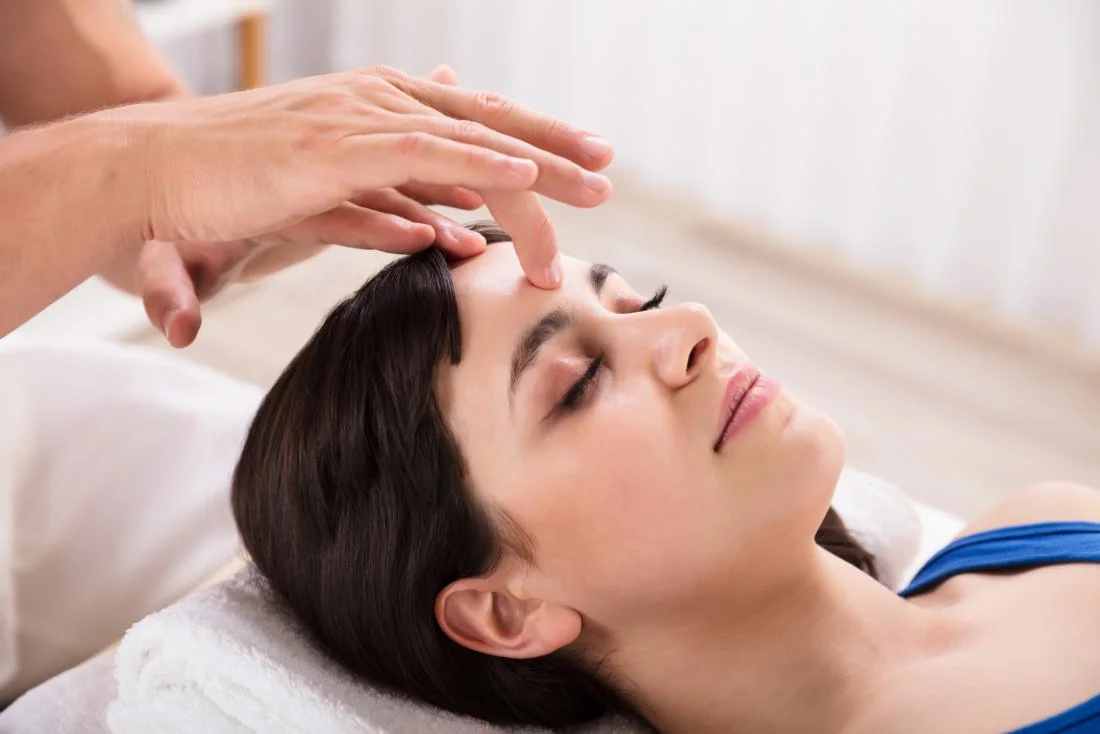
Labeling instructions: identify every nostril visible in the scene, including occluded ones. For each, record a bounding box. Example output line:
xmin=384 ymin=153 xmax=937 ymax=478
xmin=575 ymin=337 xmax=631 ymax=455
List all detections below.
xmin=687 ymin=338 xmax=710 ymax=371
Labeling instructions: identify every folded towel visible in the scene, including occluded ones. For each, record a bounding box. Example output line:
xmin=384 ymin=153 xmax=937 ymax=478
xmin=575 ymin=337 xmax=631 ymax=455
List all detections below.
xmin=107 ymin=469 xmax=929 ymax=734
xmin=107 ymin=563 xmax=642 ymax=734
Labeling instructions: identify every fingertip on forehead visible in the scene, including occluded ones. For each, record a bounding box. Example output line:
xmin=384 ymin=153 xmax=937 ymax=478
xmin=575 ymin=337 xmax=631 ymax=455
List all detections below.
xmin=448 ymin=244 xmax=590 ymax=301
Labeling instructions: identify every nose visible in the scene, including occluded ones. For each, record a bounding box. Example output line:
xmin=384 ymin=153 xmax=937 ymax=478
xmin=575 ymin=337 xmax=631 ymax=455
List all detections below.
xmin=649 ymin=302 xmax=718 ymax=389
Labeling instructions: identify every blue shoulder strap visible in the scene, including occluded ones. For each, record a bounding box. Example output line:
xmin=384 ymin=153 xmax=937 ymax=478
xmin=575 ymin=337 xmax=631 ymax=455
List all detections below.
xmin=899 ymin=522 xmax=1100 ymax=598
xmin=1010 ymin=694 xmax=1100 ymax=734
xmin=898 ymin=522 xmax=1100 ymax=733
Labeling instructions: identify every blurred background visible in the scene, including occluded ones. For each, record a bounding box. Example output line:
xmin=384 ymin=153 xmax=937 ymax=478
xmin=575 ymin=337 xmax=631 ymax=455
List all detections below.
xmin=13 ymin=0 xmax=1100 ymax=518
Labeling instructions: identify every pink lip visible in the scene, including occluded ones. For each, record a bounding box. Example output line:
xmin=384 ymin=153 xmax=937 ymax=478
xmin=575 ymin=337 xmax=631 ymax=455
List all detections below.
xmin=713 ymin=365 xmax=780 ymax=452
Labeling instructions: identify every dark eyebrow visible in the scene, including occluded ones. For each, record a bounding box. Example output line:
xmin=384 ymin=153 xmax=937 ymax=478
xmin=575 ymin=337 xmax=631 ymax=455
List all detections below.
xmin=508 ymin=263 xmax=616 ymax=402
xmin=509 ymin=307 xmax=573 ymax=398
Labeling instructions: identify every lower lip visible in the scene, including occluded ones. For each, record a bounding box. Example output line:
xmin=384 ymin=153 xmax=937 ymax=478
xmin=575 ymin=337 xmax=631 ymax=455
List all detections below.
xmin=715 ymin=375 xmax=781 ymax=451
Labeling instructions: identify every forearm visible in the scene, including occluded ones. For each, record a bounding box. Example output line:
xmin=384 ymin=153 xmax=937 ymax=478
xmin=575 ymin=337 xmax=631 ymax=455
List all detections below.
xmin=0 ymin=118 xmax=147 ymax=337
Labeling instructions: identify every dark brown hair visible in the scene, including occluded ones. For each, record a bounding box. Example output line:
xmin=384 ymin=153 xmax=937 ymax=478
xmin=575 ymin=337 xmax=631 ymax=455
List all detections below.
xmin=231 ymin=222 xmax=876 ymax=730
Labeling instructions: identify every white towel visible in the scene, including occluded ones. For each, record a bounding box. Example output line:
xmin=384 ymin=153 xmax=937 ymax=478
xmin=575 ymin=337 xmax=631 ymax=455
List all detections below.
xmin=107 ymin=564 xmax=643 ymax=734
xmin=107 ymin=468 xmax=931 ymax=734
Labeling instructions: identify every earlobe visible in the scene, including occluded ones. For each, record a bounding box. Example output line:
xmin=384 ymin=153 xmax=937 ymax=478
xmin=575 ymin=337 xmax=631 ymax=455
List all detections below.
xmin=436 ymin=579 xmax=582 ymax=659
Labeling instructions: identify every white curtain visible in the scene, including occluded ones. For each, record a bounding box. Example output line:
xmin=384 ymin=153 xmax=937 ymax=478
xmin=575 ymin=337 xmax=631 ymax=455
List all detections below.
xmin=167 ymin=0 xmax=1100 ymax=349
xmin=154 ymin=0 xmax=335 ymax=88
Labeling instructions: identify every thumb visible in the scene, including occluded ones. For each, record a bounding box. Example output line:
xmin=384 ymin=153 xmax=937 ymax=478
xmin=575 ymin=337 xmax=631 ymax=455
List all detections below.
xmin=427 ymin=64 xmax=458 ymax=86
xmin=137 ymin=241 xmax=203 ymax=348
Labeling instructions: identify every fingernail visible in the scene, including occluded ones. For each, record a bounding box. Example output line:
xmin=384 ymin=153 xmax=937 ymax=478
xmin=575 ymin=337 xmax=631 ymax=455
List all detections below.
xmin=398 ymin=221 xmax=436 ymax=246
xmin=397 ymin=217 xmax=429 ymax=234
xmin=438 ymin=223 xmax=460 ymax=247
xmin=583 ymin=170 xmax=612 ymax=194
xmin=448 ymin=223 xmax=484 ymax=250
xmin=163 ymin=308 xmax=179 ymax=342
xmin=460 ymin=228 xmax=486 ymax=250
xmin=580 ymin=135 xmax=612 ymax=160
xmin=545 ymin=255 xmax=563 ymax=286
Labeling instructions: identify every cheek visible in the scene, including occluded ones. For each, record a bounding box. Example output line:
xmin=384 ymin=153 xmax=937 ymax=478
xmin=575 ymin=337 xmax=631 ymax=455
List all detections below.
xmin=516 ymin=393 xmax=848 ymax=615
xmin=518 ymin=398 xmax=718 ymax=602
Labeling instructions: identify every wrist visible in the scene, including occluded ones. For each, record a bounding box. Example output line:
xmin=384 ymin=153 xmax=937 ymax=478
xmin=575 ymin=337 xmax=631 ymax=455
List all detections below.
xmin=70 ymin=111 xmax=156 ymax=250
xmin=3 ymin=119 xmax=147 ymax=254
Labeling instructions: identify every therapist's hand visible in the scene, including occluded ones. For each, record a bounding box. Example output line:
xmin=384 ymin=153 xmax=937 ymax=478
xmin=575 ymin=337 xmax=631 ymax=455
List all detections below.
xmin=105 ymin=163 xmax=489 ymax=348
xmin=104 ymin=66 xmax=536 ymax=347
xmin=98 ymin=64 xmax=612 ymax=286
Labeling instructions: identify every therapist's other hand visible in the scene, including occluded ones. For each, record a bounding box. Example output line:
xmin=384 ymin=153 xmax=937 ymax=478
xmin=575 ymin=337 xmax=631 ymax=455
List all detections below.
xmin=103 ymin=177 xmax=487 ymax=348
xmin=95 ymin=64 xmax=613 ymax=290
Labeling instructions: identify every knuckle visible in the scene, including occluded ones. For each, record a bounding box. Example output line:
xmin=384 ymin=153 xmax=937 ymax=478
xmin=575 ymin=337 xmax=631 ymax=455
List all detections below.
xmin=347 ymin=73 xmax=393 ymax=98
xmin=473 ymin=91 xmax=516 ymax=123
xmin=463 ymin=143 xmax=485 ymax=170
xmin=397 ymin=131 xmax=429 ymax=157
xmin=532 ymin=211 xmax=556 ymax=245
xmin=364 ymin=64 xmax=401 ymax=80
xmin=453 ymin=119 xmax=487 ymax=143
xmin=541 ymin=116 xmax=570 ymax=143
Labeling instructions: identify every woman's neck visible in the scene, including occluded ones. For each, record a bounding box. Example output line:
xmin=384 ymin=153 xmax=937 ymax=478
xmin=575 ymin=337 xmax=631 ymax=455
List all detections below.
xmin=609 ymin=547 xmax=957 ymax=734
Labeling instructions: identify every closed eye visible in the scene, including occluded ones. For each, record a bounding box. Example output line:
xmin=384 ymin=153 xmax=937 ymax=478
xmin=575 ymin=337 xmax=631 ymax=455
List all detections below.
xmin=548 ymin=285 xmax=669 ymax=420
xmin=552 ymin=354 xmax=604 ymax=416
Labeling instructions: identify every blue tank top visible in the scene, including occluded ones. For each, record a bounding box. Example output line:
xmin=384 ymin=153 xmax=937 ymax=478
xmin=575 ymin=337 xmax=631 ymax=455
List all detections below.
xmin=898 ymin=522 xmax=1100 ymax=734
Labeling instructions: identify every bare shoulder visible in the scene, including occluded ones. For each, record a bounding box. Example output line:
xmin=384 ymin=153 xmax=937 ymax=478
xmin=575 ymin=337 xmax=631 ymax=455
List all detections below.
xmin=958 ymin=481 xmax=1100 ymax=538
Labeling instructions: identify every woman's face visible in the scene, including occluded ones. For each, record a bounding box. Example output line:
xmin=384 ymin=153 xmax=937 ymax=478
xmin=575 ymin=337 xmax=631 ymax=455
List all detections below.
xmin=438 ymin=245 xmax=845 ymax=630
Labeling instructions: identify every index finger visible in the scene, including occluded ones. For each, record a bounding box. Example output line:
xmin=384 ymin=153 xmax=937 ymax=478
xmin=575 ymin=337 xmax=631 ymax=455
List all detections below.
xmin=382 ymin=70 xmax=614 ymax=172
xmin=481 ymin=191 xmax=562 ymax=290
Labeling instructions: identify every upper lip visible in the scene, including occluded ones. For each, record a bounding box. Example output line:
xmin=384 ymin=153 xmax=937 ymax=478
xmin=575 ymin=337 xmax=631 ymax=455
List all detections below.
xmin=713 ymin=364 xmax=761 ymax=452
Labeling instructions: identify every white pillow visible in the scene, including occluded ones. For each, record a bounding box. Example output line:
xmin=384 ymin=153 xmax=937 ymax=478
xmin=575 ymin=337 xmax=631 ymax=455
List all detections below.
xmin=0 ymin=340 xmax=258 ymax=703
xmin=832 ymin=468 xmax=924 ymax=589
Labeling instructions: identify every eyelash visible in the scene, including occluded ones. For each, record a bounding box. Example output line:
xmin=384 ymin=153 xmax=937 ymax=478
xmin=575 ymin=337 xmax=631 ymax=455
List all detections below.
xmin=553 ymin=285 xmax=669 ymax=415
xmin=639 ymin=285 xmax=668 ymax=312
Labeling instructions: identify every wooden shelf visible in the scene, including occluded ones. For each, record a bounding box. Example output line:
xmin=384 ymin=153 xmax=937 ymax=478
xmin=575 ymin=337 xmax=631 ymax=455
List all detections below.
xmin=133 ymin=0 xmax=271 ymax=45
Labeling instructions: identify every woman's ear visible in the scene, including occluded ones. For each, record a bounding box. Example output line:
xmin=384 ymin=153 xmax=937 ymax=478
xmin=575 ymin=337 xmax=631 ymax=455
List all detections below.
xmin=435 ymin=577 xmax=581 ymax=659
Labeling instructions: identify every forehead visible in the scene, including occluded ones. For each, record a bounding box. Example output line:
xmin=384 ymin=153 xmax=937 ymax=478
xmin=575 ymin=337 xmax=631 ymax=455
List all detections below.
xmin=447 ymin=245 xmax=612 ymax=408
xmin=440 ymin=245 xmax=595 ymax=472
xmin=449 ymin=245 xmax=594 ymax=334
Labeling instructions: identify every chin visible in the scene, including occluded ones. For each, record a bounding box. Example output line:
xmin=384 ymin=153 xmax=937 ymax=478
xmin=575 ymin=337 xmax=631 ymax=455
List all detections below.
xmin=722 ymin=391 xmax=846 ymax=521
xmin=774 ymin=398 xmax=847 ymax=522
